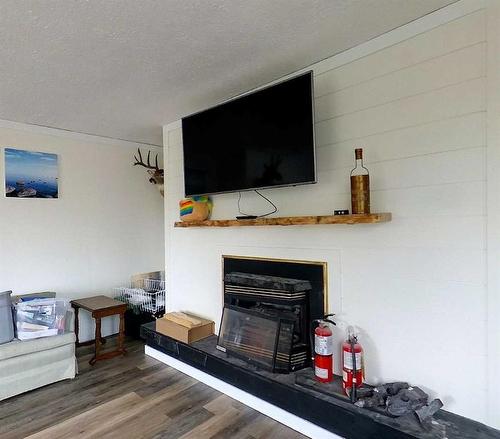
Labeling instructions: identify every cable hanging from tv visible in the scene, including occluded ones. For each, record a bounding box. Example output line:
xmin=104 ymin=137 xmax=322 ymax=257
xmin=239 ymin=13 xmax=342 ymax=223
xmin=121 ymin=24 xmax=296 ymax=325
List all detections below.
xmin=236 ymin=190 xmax=278 ymax=219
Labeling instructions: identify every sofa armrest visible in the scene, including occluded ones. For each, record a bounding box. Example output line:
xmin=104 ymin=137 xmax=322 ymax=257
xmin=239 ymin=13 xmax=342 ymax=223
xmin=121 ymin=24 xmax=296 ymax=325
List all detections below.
xmin=65 ymin=308 xmax=75 ymax=333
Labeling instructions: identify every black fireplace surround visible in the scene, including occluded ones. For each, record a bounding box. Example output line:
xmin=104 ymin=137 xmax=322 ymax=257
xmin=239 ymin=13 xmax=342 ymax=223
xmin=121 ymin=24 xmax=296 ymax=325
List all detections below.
xmin=220 ymin=256 xmax=326 ymax=373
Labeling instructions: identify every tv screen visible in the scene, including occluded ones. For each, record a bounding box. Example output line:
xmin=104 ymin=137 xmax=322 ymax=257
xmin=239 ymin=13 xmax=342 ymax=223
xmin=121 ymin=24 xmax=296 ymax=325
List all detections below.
xmin=182 ymin=71 xmax=316 ymax=196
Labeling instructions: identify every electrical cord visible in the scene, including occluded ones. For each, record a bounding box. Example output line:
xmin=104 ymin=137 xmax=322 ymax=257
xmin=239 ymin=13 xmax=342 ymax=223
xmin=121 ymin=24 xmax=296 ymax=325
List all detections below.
xmin=238 ymin=189 xmax=278 ymax=218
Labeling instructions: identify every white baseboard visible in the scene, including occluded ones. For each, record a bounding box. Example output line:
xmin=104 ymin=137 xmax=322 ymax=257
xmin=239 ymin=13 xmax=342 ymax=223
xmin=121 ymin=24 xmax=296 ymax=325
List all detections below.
xmin=145 ymin=345 xmax=343 ymax=439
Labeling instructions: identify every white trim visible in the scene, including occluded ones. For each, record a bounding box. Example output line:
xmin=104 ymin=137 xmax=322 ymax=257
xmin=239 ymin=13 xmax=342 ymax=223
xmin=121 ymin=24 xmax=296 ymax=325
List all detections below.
xmin=162 ymin=123 xmax=174 ymax=313
xmin=145 ymin=345 xmax=343 ymax=439
xmin=0 ymin=118 xmax=162 ymax=149
xmin=164 ymin=120 xmax=181 ymax=132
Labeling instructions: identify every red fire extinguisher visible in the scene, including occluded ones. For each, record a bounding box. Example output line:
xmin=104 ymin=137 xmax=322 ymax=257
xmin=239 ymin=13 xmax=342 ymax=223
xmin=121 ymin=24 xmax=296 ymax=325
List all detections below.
xmin=311 ymin=314 xmax=336 ymax=383
xmin=342 ymin=326 xmax=364 ymax=400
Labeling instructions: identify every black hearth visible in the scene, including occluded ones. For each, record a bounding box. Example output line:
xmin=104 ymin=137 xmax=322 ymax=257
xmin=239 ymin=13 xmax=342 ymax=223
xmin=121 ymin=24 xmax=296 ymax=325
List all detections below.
xmin=141 ymin=324 xmax=499 ymax=439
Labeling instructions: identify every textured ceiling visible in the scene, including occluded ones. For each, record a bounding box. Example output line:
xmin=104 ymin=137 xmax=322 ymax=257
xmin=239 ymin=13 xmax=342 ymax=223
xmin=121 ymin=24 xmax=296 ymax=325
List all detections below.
xmin=0 ymin=0 xmax=455 ymax=146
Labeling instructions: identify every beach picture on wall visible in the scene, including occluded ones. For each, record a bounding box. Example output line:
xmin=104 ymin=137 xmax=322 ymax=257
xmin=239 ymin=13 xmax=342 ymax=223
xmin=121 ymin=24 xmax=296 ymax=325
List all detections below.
xmin=4 ymin=148 xmax=59 ymax=198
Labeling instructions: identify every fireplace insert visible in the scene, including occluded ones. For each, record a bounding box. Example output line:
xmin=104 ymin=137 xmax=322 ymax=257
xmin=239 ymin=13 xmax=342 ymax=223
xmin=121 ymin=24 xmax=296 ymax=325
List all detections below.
xmin=217 ymin=305 xmax=296 ymax=373
xmin=220 ymin=271 xmax=313 ymax=372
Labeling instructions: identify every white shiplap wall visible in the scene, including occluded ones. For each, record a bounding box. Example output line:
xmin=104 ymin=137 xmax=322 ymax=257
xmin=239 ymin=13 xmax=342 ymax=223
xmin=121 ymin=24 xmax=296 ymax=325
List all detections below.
xmin=164 ymin=4 xmax=491 ymax=425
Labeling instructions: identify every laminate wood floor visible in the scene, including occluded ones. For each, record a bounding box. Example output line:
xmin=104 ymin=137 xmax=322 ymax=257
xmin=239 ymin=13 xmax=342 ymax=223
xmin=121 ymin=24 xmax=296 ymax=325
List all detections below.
xmin=0 ymin=338 xmax=308 ymax=439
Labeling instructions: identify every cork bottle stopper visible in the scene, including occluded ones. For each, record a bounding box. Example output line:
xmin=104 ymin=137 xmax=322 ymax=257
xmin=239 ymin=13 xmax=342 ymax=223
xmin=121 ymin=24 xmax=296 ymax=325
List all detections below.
xmin=355 ymin=148 xmax=363 ymax=160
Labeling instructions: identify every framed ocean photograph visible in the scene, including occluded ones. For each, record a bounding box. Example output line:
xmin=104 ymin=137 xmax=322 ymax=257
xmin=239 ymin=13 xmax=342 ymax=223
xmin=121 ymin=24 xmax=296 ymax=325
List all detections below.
xmin=4 ymin=148 xmax=59 ymax=198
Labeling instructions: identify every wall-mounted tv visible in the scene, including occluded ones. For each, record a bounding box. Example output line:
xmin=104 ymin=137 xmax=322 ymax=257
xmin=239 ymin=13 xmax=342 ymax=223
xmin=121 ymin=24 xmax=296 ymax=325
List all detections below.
xmin=182 ymin=71 xmax=316 ymax=197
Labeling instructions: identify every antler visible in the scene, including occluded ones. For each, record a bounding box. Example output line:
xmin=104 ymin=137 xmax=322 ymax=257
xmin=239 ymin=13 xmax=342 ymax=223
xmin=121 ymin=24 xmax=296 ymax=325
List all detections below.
xmin=133 ymin=148 xmax=161 ymax=171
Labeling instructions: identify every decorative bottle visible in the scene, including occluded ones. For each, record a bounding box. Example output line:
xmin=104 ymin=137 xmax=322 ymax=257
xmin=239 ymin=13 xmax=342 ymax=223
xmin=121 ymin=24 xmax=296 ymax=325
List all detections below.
xmin=350 ymin=148 xmax=370 ymax=214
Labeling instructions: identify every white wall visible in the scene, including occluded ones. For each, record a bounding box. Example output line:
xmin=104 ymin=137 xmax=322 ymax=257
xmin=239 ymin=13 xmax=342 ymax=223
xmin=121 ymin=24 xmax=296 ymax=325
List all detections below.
xmin=0 ymin=121 xmax=165 ymax=341
xmin=485 ymin=0 xmax=500 ymax=427
xmin=164 ymin=0 xmax=498 ymax=426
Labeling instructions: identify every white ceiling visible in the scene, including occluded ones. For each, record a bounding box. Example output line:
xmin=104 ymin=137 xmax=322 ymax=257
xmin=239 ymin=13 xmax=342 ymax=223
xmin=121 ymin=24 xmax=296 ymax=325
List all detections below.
xmin=0 ymin=0 xmax=455 ymax=146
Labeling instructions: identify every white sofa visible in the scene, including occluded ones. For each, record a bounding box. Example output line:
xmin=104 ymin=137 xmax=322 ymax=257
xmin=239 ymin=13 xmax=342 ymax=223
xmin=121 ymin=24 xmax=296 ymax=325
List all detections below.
xmin=0 ymin=293 xmax=76 ymax=401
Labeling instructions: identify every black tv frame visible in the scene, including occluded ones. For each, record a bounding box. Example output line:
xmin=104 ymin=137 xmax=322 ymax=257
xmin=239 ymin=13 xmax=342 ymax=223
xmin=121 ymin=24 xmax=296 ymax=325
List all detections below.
xmin=181 ymin=71 xmax=317 ymax=197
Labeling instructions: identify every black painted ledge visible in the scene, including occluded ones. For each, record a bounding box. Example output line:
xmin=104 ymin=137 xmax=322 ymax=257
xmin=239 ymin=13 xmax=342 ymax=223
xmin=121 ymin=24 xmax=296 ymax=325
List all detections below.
xmin=141 ymin=323 xmax=500 ymax=439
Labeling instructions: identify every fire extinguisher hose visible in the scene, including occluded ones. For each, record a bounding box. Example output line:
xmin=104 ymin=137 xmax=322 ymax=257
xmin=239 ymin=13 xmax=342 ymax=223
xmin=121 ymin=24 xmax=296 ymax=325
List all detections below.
xmin=350 ymin=336 xmax=357 ymax=403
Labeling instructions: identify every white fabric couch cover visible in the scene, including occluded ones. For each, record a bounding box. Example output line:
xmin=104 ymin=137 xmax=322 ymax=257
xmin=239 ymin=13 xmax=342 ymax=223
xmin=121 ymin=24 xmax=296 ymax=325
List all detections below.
xmin=0 ymin=306 xmax=76 ymax=401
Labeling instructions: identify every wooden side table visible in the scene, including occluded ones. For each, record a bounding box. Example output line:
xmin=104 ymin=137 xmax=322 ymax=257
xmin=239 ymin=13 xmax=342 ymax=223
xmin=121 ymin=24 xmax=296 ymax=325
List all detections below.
xmin=71 ymin=295 xmax=127 ymax=365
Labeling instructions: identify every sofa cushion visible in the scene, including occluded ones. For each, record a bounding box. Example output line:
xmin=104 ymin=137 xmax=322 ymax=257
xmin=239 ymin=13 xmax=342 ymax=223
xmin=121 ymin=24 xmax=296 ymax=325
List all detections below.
xmin=0 ymin=332 xmax=75 ymax=361
xmin=0 ymin=343 xmax=76 ymax=401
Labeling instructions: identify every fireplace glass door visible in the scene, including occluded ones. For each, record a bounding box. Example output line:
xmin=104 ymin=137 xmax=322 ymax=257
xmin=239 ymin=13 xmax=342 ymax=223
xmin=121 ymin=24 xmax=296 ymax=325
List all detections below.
xmin=217 ymin=305 xmax=294 ymax=372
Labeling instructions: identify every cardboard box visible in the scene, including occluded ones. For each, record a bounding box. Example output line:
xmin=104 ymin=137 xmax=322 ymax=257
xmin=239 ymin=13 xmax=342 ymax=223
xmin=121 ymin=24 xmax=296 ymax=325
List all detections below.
xmin=155 ymin=313 xmax=214 ymax=344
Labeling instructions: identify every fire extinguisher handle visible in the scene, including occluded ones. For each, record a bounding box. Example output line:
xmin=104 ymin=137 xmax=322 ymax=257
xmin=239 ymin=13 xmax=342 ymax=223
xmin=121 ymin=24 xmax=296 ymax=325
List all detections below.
xmin=323 ymin=313 xmax=337 ymax=325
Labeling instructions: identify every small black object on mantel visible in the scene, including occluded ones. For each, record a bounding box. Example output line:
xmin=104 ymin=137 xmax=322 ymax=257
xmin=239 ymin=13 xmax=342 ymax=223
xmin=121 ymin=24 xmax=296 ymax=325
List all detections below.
xmin=334 ymin=209 xmax=350 ymax=215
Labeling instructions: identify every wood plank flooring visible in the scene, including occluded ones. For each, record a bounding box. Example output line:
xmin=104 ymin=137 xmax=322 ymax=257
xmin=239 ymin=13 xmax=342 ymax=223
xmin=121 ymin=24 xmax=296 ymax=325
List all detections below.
xmin=0 ymin=338 xmax=308 ymax=439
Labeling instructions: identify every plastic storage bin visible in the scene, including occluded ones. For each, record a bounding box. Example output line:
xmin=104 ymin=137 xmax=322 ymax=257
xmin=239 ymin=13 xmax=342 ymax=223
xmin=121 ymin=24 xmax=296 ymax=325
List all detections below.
xmin=15 ymin=298 xmax=69 ymax=340
xmin=0 ymin=291 xmax=14 ymax=344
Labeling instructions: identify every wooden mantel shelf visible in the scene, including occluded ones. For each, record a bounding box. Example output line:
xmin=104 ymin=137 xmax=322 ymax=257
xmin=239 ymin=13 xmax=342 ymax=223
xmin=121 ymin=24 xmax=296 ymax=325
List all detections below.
xmin=174 ymin=213 xmax=391 ymax=228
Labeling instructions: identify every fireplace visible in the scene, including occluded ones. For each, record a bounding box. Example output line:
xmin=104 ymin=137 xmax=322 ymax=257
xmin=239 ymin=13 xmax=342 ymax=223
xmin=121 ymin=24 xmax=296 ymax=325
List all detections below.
xmin=218 ymin=255 xmax=327 ymax=373
xmin=141 ymin=257 xmax=489 ymax=438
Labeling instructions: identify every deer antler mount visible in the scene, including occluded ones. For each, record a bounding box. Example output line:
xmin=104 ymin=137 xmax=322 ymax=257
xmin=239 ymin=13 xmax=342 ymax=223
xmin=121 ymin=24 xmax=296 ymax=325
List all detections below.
xmin=133 ymin=148 xmax=164 ymax=197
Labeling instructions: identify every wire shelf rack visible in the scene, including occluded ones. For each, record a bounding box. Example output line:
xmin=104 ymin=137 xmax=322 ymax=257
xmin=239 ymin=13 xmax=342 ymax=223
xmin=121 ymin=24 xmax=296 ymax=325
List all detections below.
xmin=113 ymin=278 xmax=166 ymax=315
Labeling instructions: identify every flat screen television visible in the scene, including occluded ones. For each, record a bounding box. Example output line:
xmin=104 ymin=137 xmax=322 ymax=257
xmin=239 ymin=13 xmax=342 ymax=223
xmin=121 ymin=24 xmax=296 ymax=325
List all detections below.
xmin=182 ymin=71 xmax=316 ymax=196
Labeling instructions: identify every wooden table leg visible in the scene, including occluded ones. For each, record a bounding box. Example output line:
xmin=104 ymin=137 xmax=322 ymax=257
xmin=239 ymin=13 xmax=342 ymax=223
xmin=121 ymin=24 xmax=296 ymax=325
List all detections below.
xmin=90 ymin=316 xmax=102 ymax=366
xmin=73 ymin=306 xmax=80 ymax=346
xmin=118 ymin=311 xmax=127 ymax=355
